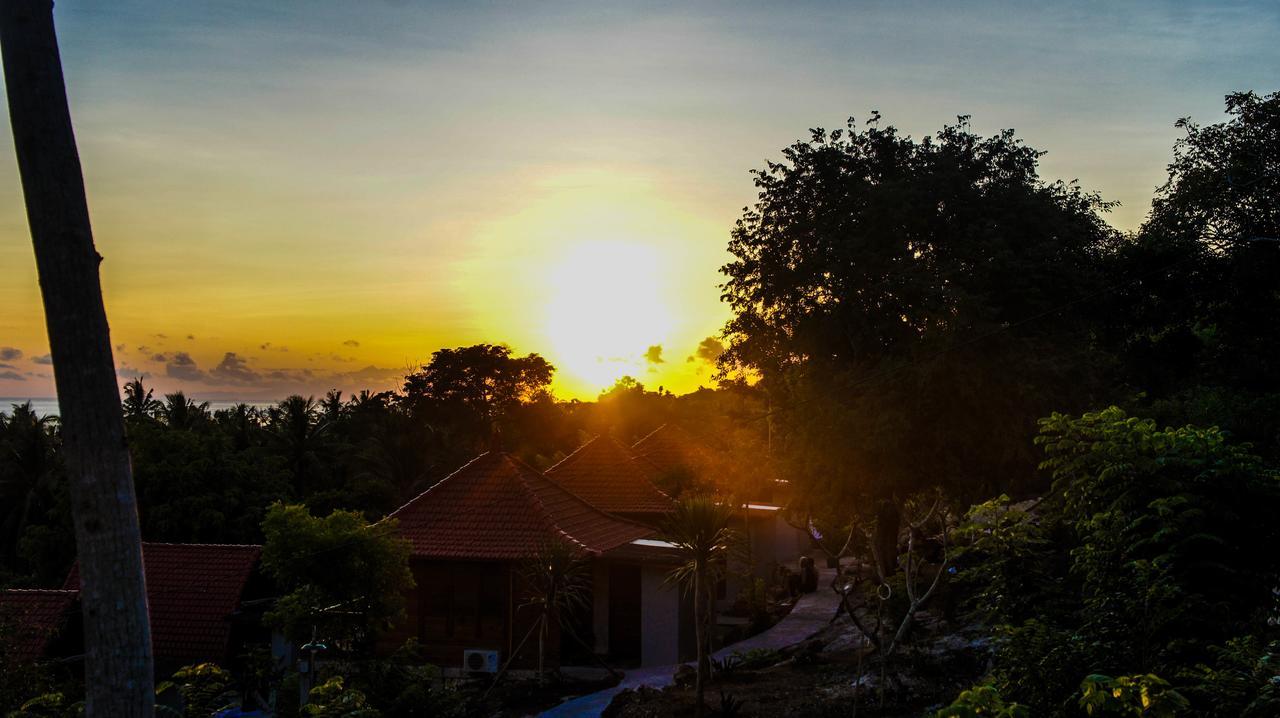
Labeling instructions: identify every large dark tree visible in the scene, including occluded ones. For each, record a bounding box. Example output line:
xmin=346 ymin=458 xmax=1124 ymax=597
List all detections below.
xmin=719 ymin=114 xmax=1118 ymax=567
xmin=401 ymin=344 xmax=557 ymax=463
xmin=1102 ymin=91 xmax=1280 ymax=458
xmin=0 ymin=0 xmax=154 ymax=713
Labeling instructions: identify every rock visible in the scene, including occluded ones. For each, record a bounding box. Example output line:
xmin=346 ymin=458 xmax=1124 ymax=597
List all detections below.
xmin=672 ymin=663 xmax=697 ymax=688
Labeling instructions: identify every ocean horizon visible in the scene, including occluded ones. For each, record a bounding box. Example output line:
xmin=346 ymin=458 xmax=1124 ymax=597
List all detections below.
xmin=0 ymin=397 xmax=277 ymax=418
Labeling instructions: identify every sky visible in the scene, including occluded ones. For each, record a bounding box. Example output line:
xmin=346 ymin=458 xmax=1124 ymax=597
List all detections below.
xmin=1 ymin=0 xmax=1277 ymax=402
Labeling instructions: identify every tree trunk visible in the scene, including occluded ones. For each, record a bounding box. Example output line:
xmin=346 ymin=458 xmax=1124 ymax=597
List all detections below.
xmin=694 ymin=566 xmax=710 ymax=718
xmin=0 ymin=2 xmax=154 ymax=715
xmin=873 ymin=498 xmax=900 ymax=580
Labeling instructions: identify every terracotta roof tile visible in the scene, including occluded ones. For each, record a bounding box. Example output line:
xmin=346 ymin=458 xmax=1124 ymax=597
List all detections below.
xmin=387 ymin=452 xmax=653 ymax=560
xmin=0 ymin=589 xmax=77 ymax=661
xmin=64 ymin=543 xmax=260 ymax=663
xmin=545 ymin=436 xmax=675 ymax=516
xmin=631 ymin=424 xmax=717 ymax=477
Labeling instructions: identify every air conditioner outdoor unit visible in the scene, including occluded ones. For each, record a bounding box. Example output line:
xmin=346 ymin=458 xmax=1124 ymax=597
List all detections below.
xmin=463 ymin=649 xmax=500 ymax=674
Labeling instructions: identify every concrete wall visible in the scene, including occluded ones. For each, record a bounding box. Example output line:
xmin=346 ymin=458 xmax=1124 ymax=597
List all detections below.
xmin=639 ymin=564 xmax=682 ymax=666
xmin=592 ymin=560 xmax=610 ymax=654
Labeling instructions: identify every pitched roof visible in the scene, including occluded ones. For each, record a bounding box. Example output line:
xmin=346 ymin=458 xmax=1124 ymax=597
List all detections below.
xmin=387 ymin=452 xmax=653 ymax=560
xmin=631 ymin=424 xmax=717 ymax=478
xmin=64 ymin=543 xmax=260 ymax=663
xmin=0 ymin=589 xmax=77 ymax=661
xmin=545 ymin=435 xmax=675 ymax=516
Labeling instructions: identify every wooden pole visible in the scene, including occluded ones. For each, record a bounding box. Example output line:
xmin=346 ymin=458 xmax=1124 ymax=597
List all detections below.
xmin=0 ymin=1 xmax=154 ymax=715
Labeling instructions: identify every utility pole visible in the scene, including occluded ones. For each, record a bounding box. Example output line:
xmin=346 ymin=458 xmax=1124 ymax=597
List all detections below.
xmin=0 ymin=1 xmax=154 ymax=715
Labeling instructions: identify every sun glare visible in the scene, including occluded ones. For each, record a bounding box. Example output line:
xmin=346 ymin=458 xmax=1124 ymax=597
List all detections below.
xmin=544 ymin=241 xmax=674 ymax=392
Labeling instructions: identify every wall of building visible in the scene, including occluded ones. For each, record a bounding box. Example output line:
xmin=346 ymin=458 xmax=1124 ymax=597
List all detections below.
xmin=639 ymin=564 xmax=681 ymax=666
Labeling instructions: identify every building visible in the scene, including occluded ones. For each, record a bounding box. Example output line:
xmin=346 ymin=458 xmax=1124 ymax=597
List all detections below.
xmin=382 ymin=451 xmax=692 ymax=670
xmin=545 ymin=435 xmax=675 ymax=525
xmin=633 ymin=424 xmax=810 ymax=600
xmin=62 ymin=542 xmax=266 ymax=671
xmin=0 ymin=588 xmax=80 ymax=663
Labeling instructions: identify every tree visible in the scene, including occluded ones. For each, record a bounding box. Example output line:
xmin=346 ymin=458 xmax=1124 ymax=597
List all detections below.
xmin=260 ymin=503 xmax=414 ymax=648
xmin=402 ymin=344 xmax=553 ymax=419
xmin=401 ymin=345 xmax=558 ymax=473
xmin=664 ymin=497 xmax=738 ymax=718
xmin=957 ymin=407 xmax=1280 ymax=715
xmin=1101 ymin=90 xmax=1280 ymax=459
xmin=515 ymin=539 xmax=591 ymax=686
xmin=0 ymin=1 xmax=154 ymax=714
xmin=718 ymin=113 xmax=1117 ymax=574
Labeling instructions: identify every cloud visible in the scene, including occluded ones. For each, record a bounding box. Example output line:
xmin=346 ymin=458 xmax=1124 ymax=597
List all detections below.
xmin=153 ymin=333 xmax=168 ymax=340
xmin=210 ymin=352 xmax=259 ymax=384
xmin=118 ymin=365 xmax=150 ymax=379
xmin=0 ymin=370 xmax=24 ymax=381
xmin=260 ymin=342 xmax=289 ymax=352
xmin=342 ymin=339 xmax=360 ymax=347
xmin=0 ymin=347 xmax=22 ymax=361
xmin=0 ymin=363 xmax=13 ymax=370
xmin=165 ymin=352 xmax=205 ymax=382
xmin=186 ymin=334 xmax=196 ymax=340
xmin=32 ymin=354 xmax=53 ymax=365
xmin=644 ymin=345 xmax=664 ymax=364
xmin=116 ymin=344 xmax=127 ymax=353
xmin=690 ymin=336 xmax=725 ymax=364
xmin=151 ymin=352 xmax=169 ymax=362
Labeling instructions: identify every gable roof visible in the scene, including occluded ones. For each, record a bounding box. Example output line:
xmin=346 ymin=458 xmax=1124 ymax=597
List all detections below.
xmin=545 ymin=435 xmax=675 ymax=516
xmin=387 ymin=451 xmax=653 ymax=560
xmin=631 ymin=424 xmax=718 ymax=477
xmin=0 ymin=589 xmax=77 ymax=661
xmin=64 ymin=543 xmax=260 ymax=663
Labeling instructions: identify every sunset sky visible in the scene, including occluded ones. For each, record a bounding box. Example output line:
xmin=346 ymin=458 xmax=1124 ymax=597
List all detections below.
xmin=2 ymin=0 xmax=1277 ymax=401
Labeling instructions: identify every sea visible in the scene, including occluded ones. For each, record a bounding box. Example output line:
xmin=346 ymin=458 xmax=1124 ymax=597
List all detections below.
xmin=0 ymin=397 xmax=270 ymax=418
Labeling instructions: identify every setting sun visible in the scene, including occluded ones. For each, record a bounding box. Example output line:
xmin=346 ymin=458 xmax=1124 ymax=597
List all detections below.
xmin=544 ymin=241 xmax=675 ymax=390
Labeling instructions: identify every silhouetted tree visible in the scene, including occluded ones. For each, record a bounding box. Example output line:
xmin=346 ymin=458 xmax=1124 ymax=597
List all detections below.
xmin=1101 ymin=90 xmax=1280 ymax=458
xmin=664 ymin=497 xmax=738 ymax=718
xmin=719 ymin=114 xmax=1118 ymax=573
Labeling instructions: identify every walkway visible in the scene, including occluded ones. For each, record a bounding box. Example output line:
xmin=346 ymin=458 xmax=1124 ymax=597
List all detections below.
xmin=540 ymin=568 xmax=840 ymax=717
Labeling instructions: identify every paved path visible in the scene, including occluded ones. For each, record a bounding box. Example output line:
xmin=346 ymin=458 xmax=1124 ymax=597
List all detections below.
xmin=540 ymin=569 xmax=840 ymax=717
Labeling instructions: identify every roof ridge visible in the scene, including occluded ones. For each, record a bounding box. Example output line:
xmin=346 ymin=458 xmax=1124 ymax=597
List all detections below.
xmin=506 ymin=455 xmax=594 ymax=554
xmin=632 ymin=423 xmax=669 ymax=448
xmin=0 ymin=588 xmax=78 ymax=595
xmin=543 ymin=433 xmax=600 ymax=474
xmin=141 ymin=542 xmax=262 ymax=549
xmin=386 ymin=451 xmax=492 ymax=520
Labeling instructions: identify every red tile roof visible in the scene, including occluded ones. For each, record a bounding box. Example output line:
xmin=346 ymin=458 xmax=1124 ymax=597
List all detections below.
xmin=631 ymin=424 xmax=717 ymax=478
xmin=0 ymin=589 xmax=77 ymax=661
xmin=387 ymin=452 xmax=654 ymax=560
xmin=64 ymin=543 xmax=260 ymax=663
xmin=545 ymin=435 xmax=675 ymax=516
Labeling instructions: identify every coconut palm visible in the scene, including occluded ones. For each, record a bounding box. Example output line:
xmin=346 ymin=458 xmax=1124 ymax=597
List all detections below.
xmin=664 ymin=496 xmax=738 ymax=718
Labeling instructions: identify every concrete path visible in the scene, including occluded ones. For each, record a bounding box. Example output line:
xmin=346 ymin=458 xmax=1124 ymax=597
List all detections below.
xmin=540 ymin=569 xmax=840 ymax=717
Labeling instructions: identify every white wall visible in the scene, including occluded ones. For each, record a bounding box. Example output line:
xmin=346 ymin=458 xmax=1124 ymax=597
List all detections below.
xmin=592 ymin=559 xmax=610 ymax=654
xmin=639 ymin=564 xmax=681 ymax=666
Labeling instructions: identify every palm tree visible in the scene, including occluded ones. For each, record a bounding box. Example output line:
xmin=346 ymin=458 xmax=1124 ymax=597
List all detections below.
xmin=121 ymin=378 xmax=161 ymax=422
xmin=1 ymin=2 xmax=155 ymax=710
xmin=266 ymin=395 xmax=332 ymax=491
xmin=664 ymin=496 xmax=738 ymax=718
xmin=519 ymin=538 xmax=591 ymax=685
xmin=0 ymin=403 xmax=58 ymax=569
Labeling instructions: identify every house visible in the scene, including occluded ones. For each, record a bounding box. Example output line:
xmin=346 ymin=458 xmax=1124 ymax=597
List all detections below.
xmin=0 ymin=588 xmax=80 ymax=663
xmin=381 ymin=451 xmax=693 ymax=670
xmin=62 ymin=542 xmax=266 ymax=672
xmin=633 ymin=425 xmax=810 ymax=592
xmin=545 ymin=435 xmax=675 ymax=525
